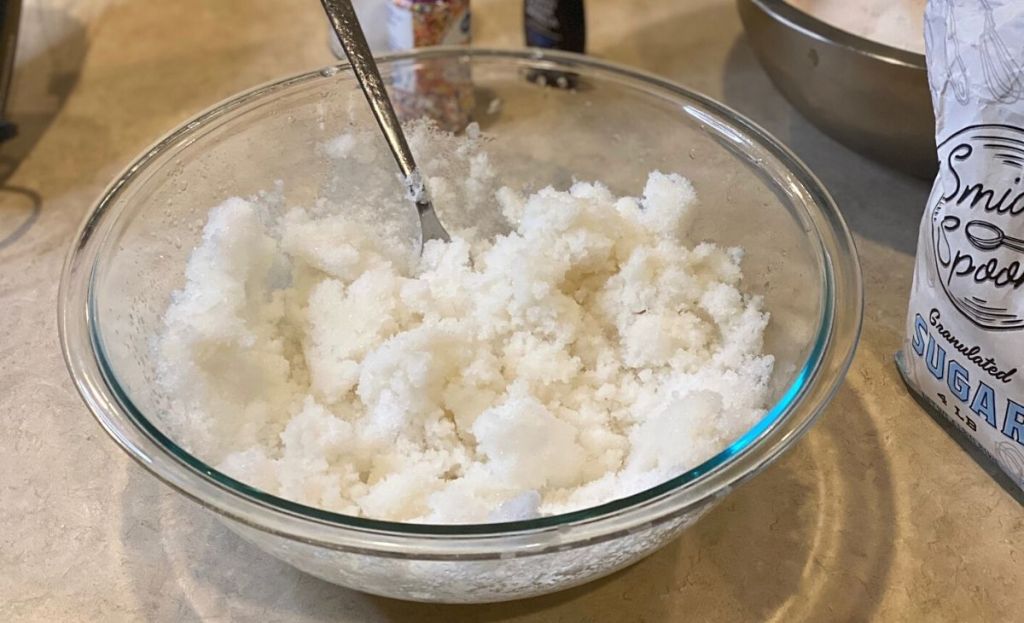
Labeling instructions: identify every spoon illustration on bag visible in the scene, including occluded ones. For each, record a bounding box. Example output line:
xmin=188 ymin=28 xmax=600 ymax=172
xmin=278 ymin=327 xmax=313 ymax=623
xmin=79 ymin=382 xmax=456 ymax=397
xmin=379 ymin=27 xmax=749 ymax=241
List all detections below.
xmin=966 ymin=220 xmax=1024 ymax=254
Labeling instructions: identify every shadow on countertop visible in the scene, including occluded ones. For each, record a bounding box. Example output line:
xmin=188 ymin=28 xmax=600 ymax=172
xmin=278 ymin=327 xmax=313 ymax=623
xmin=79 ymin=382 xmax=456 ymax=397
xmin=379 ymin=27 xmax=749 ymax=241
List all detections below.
xmin=368 ymin=384 xmax=897 ymax=623
xmin=114 ymin=380 xmax=896 ymax=622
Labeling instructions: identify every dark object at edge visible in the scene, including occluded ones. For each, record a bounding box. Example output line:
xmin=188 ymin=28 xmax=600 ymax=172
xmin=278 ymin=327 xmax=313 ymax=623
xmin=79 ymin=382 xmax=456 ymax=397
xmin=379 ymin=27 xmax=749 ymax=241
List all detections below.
xmin=0 ymin=0 xmax=19 ymax=142
xmin=525 ymin=0 xmax=585 ymax=89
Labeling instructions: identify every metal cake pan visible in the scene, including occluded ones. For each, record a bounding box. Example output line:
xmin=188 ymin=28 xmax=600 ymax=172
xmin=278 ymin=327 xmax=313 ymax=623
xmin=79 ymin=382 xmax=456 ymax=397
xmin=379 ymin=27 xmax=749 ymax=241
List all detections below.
xmin=738 ymin=0 xmax=936 ymax=179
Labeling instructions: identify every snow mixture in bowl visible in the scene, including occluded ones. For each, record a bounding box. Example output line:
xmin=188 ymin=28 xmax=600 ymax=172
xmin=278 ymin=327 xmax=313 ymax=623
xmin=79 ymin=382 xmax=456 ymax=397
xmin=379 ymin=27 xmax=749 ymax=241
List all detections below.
xmin=156 ymin=122 xmax=774 ymax=524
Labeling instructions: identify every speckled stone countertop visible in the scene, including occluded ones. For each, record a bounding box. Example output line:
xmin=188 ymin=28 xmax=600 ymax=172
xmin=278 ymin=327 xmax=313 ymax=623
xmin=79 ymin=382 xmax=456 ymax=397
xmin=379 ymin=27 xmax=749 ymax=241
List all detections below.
xmin=1 ymin=0 xmax=1020 ymax=621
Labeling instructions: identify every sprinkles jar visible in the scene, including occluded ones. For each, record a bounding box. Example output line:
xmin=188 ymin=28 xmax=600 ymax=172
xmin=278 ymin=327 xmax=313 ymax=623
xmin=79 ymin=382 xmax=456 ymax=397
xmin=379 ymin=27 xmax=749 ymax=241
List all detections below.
xmin=388 ymin=0 xmax=474 ymax=131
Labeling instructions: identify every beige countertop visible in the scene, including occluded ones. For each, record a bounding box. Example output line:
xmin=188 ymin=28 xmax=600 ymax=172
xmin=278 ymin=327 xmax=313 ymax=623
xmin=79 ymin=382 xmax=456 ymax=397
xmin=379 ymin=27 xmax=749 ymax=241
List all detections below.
xmin=1 ymin=0 xmax=1020 ymax=621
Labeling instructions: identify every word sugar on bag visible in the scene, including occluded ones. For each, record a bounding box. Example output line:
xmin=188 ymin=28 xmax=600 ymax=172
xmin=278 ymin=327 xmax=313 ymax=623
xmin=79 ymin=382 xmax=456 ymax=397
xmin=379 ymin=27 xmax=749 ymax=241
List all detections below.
xmin=899 ymin=0 xmax=1024 ymax=494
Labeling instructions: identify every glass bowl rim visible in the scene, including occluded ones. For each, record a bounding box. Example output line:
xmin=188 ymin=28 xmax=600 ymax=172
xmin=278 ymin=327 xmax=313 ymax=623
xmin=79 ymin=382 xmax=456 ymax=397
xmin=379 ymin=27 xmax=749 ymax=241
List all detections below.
xmin=59 ymin=47 xmax=863 ymax=555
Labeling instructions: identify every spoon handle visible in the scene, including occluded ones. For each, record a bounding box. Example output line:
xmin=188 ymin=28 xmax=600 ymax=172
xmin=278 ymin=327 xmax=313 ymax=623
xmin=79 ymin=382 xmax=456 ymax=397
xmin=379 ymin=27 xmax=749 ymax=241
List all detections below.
xmin=1004 ymin=233 xmax=1024 ymax=254
xmin=320 ymin=0 xmax=420 ymax=188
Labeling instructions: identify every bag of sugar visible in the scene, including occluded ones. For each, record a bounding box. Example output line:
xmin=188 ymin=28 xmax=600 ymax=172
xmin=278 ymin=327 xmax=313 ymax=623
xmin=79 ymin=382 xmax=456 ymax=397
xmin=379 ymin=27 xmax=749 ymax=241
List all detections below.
xmin=898 ymin=0 xmax=1024 ymax=494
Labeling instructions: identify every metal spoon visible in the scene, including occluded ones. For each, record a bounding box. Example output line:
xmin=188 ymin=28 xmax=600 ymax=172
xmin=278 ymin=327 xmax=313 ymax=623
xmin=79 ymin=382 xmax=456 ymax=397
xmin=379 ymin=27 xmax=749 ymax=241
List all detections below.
xmin=965 ymin=220 xmax=1024 ymax=254
xmin=319 ymin=0 xmax=451 ymax=244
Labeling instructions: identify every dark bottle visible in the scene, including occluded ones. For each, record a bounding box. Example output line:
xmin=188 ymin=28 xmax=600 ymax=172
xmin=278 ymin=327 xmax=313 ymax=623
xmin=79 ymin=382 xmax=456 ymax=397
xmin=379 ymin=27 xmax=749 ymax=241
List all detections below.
xmin=524 ymin=0 xmax=585 ymax=53
xmin=0 ymin=0 xmax=20 ymax=141
xmin=524 ymin=0 xmax=585 ymax=88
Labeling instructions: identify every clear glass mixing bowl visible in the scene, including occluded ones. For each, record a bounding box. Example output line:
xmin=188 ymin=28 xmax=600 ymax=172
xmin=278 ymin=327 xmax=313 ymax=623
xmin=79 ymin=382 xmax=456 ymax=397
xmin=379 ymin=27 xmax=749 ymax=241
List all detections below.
xmin=59 ymin=48 xmax=862 ymax=603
